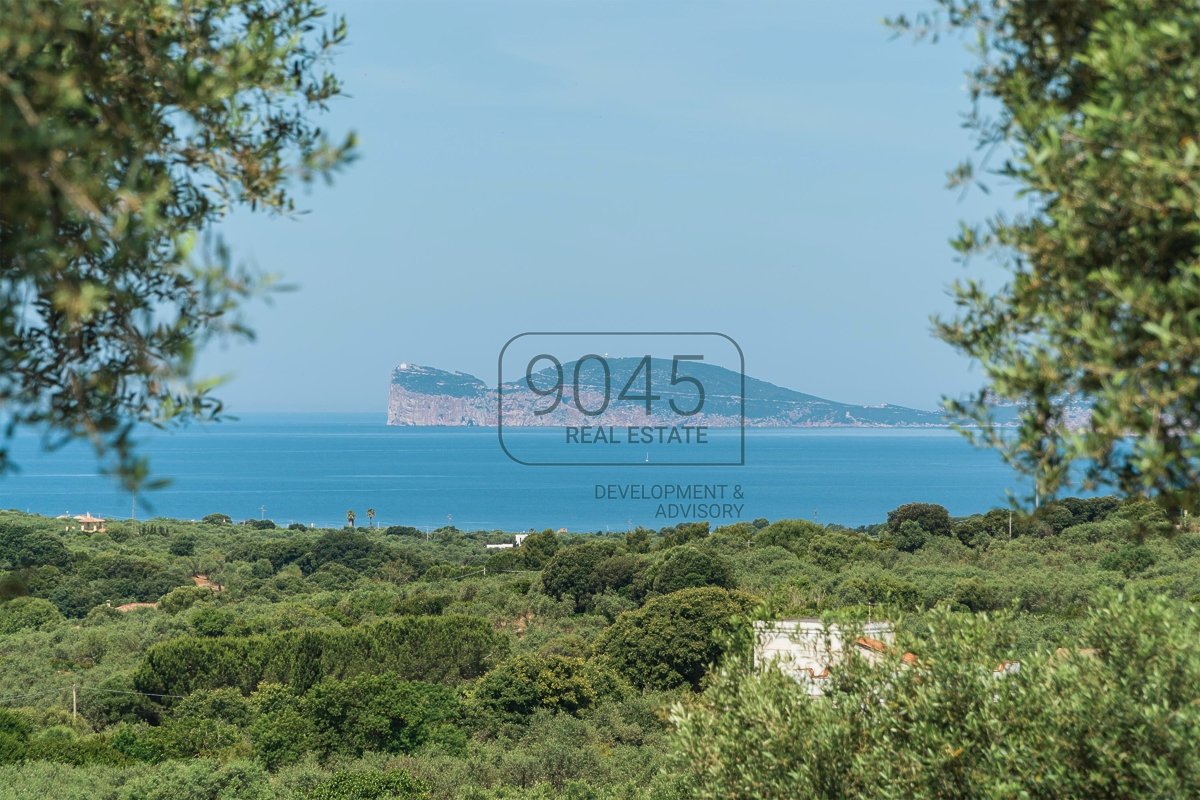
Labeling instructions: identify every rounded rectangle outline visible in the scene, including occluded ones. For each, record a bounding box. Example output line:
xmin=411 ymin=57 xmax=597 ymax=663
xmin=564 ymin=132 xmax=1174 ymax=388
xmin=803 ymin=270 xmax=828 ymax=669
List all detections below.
xmin=497 ymin=331 xmax=745 ymax=466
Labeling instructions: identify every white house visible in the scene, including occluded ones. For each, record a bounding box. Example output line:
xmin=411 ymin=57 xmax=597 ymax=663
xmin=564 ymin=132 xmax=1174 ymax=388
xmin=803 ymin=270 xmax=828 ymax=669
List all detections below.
xmin=487 ymin=533 xmax=531 ymax=550
xmin=755 ymin=619 xmax=1018 ymax=696
xmin=753 ymin=619 xmax=902 ymax=696
xmin=61 ymin=512 xmax=106 ymax=533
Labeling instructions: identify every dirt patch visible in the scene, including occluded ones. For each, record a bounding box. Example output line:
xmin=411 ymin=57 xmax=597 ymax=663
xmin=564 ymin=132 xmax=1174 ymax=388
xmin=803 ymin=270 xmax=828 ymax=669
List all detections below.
xmin=496 ymin=610 xmax=535 ymax=638
xmin=192 ymin=574 xmax=223 ymax=592
xmin=115 ymin=602 xmax=156 ymax=613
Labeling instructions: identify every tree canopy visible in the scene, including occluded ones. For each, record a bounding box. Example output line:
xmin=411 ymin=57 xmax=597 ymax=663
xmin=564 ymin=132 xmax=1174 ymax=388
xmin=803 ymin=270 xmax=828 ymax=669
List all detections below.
xmin=893 ymin=0 xmax=1200 ymax=513
xmin=0 ymin=0 xmax=354 ymax=487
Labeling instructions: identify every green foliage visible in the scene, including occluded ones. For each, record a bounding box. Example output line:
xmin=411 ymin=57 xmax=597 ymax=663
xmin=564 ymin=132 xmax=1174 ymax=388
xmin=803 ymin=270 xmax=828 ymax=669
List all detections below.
xmin=297 ymin=532 xmax=399 ymax=576
xmin=670 ymin=593 xmax=1200 ymax=799
xmin=0 ymin=504 xmax=1197 ymax=797
xmin=830 ymin=564 xmax=921 ymax=609
xmin=892 ymin=520 xmax=929 ymax=553
xmin=886 ymin=503 xmax=952 ymax=538
xmin=541 ymin=543 xmax=619 ymax=611
xmin=593 ymin=587 xmax=757 ymax=691
xmin=123 ymin=758 xmax=272 ymax=800
xmin=134 ymin=614 xmax=508 ymax=696
xmin=754 ymin=519 xmax=823 ymax=552
xmin=0 ymin=596 xmax=64 ymax=633
xmin=166 ymin=535 xmax=195 ymax=557
xmin=625 ymin=527 xmax=652 ymax=553
xmin=0 ymin=526 xmax=72 ymax=571
xmin=0 ymin=0 xmax=354 ymax=487
xmin=520 ymin=532 xmax=561 ymax=570
xmin=657 ymin=522 xmax=710 ymax=549
xmin=306 ymin=676 xmax=461 ymax=758
xmin=1112 ymin=500 xmax=1175 ymax=540
xmin=303 ymin=769 xmax=427 ymax=800
xmin=189 ymin=605 xmax=236 ymax=637
xmin=156 ymin=586 xmax=213 ymax=615
xmin=647 ymin=547 xmax=735 ymax=595
xmin=470 ymin=654 xmax=628 ymax=725
xmin=1100 ymin=544 xmax=1157 ymax=577
xmin=893 ymin=1 xmax=1200 ymax=512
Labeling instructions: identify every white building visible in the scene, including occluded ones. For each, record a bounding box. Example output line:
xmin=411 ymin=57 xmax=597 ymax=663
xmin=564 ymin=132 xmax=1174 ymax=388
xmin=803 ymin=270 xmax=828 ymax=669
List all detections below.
xmin=755 ymin=619 xmax=1017 ymax=695
xmin=60 ymin=512 xmax=106 ymax=533
xmin=754 ymin=619 xmax=902 ymax=696
xmin=487 ymin=533 xmax=531 ymax=550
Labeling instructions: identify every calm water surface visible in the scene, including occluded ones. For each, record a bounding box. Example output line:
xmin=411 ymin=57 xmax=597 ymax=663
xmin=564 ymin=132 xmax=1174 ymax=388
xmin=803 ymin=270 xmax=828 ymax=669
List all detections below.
xmin=1 ymin=414 xmax=1035 ymax=530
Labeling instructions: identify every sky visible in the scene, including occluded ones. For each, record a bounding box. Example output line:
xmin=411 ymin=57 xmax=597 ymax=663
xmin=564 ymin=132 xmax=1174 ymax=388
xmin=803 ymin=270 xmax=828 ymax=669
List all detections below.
xmin=205 ymin=0 xmax=1010 ymax=413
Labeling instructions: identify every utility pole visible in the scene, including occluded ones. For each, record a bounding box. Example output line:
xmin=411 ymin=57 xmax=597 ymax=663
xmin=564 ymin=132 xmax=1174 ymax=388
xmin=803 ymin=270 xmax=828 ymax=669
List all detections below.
xmin=1009 ymin=511 xmax=1013 ymax=539
xmin=260 ymin=504 xmax=266 ymax=520
xmin=131 ymin=491 xmax=136 ymax=522
xmin=72 ymin=684 xmax=77 ymax=721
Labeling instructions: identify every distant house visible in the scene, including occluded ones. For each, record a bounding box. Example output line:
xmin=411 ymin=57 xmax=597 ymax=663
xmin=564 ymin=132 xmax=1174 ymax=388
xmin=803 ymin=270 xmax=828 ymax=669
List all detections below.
xmin=755 ymin=619 xmax=1018 ymax=695
xmin=754 ymin=619 xmax=907 ymax=696
xmin=63 ymin=512 xmax=106 ymax=533
xmin=488 ymin=533 xmax=530 ymax=550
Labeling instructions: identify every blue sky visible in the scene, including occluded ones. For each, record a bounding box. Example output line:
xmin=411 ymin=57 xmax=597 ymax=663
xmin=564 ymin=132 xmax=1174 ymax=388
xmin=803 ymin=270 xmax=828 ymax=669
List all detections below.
xmin=207 ymin=0 xmax=1008 ymax=413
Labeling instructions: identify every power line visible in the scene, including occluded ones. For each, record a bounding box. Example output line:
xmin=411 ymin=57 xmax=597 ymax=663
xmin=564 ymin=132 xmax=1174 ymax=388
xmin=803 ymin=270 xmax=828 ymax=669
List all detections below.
xmin=78 ymin=687 xmax=185 ymax=699
xmin=0 ymin=687 xmax=60 ymax=705
xmin=0 ymin=685 xmax=184 ymax=706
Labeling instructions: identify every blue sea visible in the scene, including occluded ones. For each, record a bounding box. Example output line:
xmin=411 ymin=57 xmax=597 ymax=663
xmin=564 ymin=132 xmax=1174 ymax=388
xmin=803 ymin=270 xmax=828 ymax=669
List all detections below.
xmin=0 ymin=414 xmax=1038 ymax=531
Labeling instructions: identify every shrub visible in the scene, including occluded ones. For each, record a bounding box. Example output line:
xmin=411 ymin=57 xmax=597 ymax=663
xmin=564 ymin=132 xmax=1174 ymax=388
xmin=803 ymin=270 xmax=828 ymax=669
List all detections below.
xmin=303 ymin=770 xmax=427 ymax=800
xmin=648 ymin=547 xmax=734 ymax=595
xmin=168 ymin=534 xmax=195 ymax=556
xmin=541 ymin=542 xmax=618 ymax=611
xmin=886 ymin=503 xmax=952 ymax=538
xmin=658 ymin=522 xmax=710 ymax=549
xmin=296 ymin=532 xmax=394 ymax=576
xmin=0 ymin=596 xmax=64 ymax=634
xmin=157 ymin=586 xmax=213 ymax=615
xmin=135 ymin=615 xmax=508 ymax=696
xmin=1100 ymin=544 xmax=1157 ymax=577
xmin=669 ymin=593 xmax=1200 ymax=799
xmin=593 ymin=587 xmax=757 ymax=691
xmin=755 ymin=519 xmax=823 ymax=552
xmin=306 ymin=676 xmax=461 ymax=758
xmin=892 ymin=520 xmax=928 ymax=553
xmin=470 ymin=654 xmax=627 ymax=724
xmin=520 ymin=531 xmax=560 ymax=570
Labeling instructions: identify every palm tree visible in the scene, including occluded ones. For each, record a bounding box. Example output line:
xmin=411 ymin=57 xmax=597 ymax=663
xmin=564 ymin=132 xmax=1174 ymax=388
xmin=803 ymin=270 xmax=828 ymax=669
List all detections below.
xmin=346 ymin=509 xmax=356 ymax=529
xmin=367 ymin=508 xmax=376 ymax=528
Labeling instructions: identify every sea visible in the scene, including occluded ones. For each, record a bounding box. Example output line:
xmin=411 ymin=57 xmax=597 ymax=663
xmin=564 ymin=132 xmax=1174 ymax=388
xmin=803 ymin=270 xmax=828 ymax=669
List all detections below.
xmin=0 ymin=414 xmax=1040 ymax=531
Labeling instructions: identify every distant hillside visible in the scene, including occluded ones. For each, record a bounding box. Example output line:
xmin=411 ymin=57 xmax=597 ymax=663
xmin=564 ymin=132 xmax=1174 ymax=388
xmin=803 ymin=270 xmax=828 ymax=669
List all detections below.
xmin=387 ymin=359 xmax=948 ymax=427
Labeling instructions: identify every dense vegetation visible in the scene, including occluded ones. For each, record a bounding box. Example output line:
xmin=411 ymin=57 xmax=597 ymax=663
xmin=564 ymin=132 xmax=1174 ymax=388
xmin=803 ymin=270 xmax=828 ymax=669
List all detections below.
xmin=0 ymin=498 xmax=1197 ymax=798
xmin=0 ymin=0 xmax=356 ymax=487
xmin=890 ymin=0 xmax=1200 ymax=510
